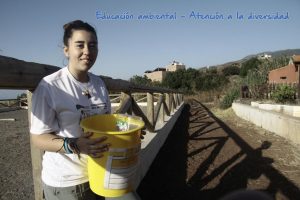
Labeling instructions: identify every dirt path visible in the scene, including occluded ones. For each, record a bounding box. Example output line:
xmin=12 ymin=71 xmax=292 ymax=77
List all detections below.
xmin=137 ymin=99 xmax=300 ymax=200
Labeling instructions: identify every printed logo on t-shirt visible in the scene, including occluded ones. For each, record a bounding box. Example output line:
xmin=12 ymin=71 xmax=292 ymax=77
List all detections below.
xmin=76 ymin=103 xmax=108 ymax=119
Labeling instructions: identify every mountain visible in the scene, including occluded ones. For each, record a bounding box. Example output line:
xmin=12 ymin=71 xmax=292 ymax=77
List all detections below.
xmin=242 ymin=49 xmax=300 ymax=60
xmin=205 ymin=48 xmax=300 ymax=71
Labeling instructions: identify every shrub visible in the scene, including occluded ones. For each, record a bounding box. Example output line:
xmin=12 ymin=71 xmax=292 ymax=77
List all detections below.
xmin=222 ymin=65 xmax=240 ymax=76
xmin=195 ymin=73 xmax=228 ymax=91
xmin=271 ymin=85 xmax=296 ymax=103
xmin=219 ymin=87 xmax=240 ymax=109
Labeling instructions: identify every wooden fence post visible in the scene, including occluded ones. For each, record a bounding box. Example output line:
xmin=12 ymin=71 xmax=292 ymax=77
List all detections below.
xmin=176 ymin=93 xmax=179 ymax=107
xmin=153 ymin=94 xmax=164 ymax=126
xmin=147 ymin=93 xmax=154 ymax=127
xmin=297 ymin=64 xmax=300 ymax=99
xmin=27 ymin=90 xmax=44 ymax=200
xmin=179 ymin=93 xmax=183 ymax=104
xmin=298 ymin=82 xmax=300 ymax=100
xmin=173 ymin=93 xmax=178 ymax=108
xmin=123 ymin=92 xmax=132 ymax=114
xmin=166 ymin=93 xmax=170 ymax=113
xmin=170 ymin=93 xmax=175 ymax=113
xmin=116 ymin=92 xmax=132 ymax=114
xmin=159 ymin=94 xmax=165 ymax=123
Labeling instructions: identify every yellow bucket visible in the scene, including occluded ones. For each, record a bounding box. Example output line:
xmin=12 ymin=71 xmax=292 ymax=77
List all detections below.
xmin=80 ymin=114 xmax=144 ymax=197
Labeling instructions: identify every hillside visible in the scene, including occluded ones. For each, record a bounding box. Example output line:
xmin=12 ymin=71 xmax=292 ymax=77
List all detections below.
xmin=203 ymin=48 xmax=300 ymax=71
xmin=242 ymin=49 xmax=300 ymax=60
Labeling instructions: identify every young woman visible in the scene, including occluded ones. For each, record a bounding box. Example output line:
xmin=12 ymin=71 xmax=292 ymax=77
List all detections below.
xmin=30 ymin=20 xmax=111 ymax=200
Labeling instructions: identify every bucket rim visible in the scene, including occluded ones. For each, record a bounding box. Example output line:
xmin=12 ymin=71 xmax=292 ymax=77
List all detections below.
xmin=80 ymin=114 xmax=145 ymax=135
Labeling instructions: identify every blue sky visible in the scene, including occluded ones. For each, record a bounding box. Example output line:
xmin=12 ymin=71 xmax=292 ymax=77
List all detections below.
xmin=1 ymin=0 xmax=300 ymax=98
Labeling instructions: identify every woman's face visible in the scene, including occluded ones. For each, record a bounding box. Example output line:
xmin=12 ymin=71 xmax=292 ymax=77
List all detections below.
xmin=64 ymin=30 xmax=98 ymax=73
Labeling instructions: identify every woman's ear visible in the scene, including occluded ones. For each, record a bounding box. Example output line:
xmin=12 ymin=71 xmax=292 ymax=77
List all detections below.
xmin=63 ymin=46 xmax=69 ymax=58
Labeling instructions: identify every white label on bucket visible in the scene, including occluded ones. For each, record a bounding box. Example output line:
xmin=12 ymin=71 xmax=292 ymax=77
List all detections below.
xmin=104 ymin=146 xmax=140 ymax=190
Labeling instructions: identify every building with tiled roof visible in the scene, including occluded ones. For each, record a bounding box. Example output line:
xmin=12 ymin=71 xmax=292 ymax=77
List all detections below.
xmin=292 ymin=55 xmax=300 ymax=63
xmin=268 ymin=55 xmax=300 ymax=84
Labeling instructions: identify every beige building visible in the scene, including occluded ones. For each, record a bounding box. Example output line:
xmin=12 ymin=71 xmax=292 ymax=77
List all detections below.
xmin=144 ymin=68 xmax=166 ymax=82
xmin=166 ymin=61 xmax=186 ymax=72
xmin=145 ymin=61 xmax=186 ymax=82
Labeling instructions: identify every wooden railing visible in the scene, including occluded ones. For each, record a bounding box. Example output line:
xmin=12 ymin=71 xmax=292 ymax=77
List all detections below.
xmin=0 ymin=55 xmax=183 ymax=200
xmin=0 ymin=98 xmax=28 ymax=110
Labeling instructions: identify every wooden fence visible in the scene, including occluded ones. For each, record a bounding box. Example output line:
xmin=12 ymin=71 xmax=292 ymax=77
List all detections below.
xmin=0 ymin=55 xmax=183 ymax=200
xmin=0 ymin=98 xmax=28 ymax=110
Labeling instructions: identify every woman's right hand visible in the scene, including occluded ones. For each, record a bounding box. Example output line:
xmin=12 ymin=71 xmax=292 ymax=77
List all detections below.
xmin=76 ymin=132 xmax=110 ymax=158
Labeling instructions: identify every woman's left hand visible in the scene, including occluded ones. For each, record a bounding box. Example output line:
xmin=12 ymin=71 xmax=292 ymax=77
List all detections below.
xmin=76 ymin=132 xmax=110 ymax=158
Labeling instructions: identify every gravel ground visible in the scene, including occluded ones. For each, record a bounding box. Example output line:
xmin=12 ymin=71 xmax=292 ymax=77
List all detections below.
xmin=0 ymin=109 xmax=34 ymax=200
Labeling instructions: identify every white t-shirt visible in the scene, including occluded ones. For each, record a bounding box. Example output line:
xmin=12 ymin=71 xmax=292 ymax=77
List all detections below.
xmin=30 ymin=67 xmax=111 ymax=187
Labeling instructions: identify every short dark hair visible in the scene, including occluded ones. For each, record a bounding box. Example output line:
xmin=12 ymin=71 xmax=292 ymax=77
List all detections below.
xmin=63 ymin=20 xmax=97 ymax=46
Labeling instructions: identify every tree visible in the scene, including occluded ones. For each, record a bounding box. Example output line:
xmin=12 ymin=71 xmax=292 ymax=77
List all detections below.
xmin=161 ymin=68 xmax=201 ymax=93
xmin=222 ymin=65 xmax=240 ymax=76
xmin=243 ymin=56 xmax=290 ymax=99
xmin=162 ymin=70 xmax=183 ymax=89
xmin=269 ymin=56 xmax=289 ymax=70
xmin=195 ymin=72 xmax=228 ymax=91
xmin=182 ymin=68 xmax=199 ymax=91
xmin=129 ymin=75 xmax=152 ymax=86
xmin=240 ymin=57 xmax=261 ymax=77
xmin=207 ymin=67 xmax=218 ymax=74
xmin=17 ymin=93 xmax=27 ymax=99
